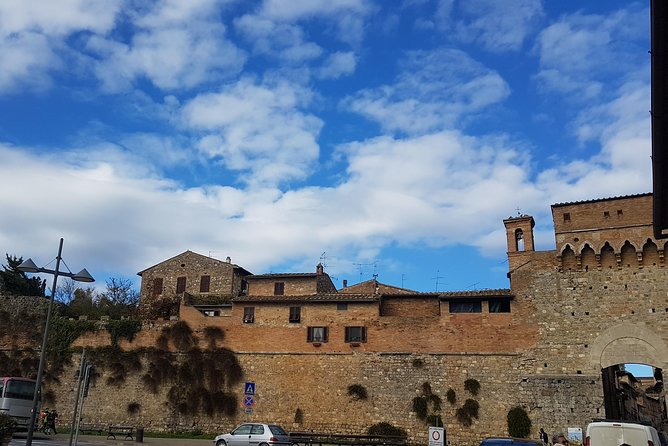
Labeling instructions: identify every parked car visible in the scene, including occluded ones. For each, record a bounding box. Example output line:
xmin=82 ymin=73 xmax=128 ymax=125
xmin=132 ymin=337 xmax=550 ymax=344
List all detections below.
xmin=479 ymin=438 xmax=542 ymax=446
xmin=214 ymin=423 xmax=293 ymax=446
xmin=585 ymin=420 xmax=661 ymax=446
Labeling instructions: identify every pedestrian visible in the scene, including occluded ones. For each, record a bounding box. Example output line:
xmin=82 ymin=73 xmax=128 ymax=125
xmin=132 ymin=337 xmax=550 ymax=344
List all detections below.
xmin=46 ymin=409 xmax=58 ymax=434
xmin=539 ymin=428 xmax=548 ymax=446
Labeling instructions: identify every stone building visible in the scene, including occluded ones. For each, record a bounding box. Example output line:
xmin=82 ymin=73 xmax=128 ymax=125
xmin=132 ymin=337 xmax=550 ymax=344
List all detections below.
xmin=2 ymin=193 xmax=667 ymax=445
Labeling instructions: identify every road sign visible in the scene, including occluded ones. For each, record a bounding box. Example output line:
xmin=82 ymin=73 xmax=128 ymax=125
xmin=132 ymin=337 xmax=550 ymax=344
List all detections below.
xmin=244 ymin=382 xmax=256 ymax=395
xmin=243 ymin=408 xmax=253 ymax=414
xmin=428 ymin=427 xmax=444 ymax=446
xmin=243 ymin=395 xmax=255 ymax=408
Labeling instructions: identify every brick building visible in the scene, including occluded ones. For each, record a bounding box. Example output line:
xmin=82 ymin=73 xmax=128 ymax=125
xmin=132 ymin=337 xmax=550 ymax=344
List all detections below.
xmin=3 ymin=193 xmax=667 ymax=445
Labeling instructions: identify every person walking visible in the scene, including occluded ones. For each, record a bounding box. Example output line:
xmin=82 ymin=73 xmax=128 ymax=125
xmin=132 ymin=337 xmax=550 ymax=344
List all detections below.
xmin=46 ymin=409 xmax=58 ymax=435
xmin=539 ymin=428 xmax=548 ymax=446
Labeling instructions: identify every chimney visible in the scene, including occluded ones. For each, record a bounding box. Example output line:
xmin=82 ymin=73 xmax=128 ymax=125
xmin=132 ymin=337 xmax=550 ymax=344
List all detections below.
xmin=343 ymin=279 xmax=348 ymax=288
xmin=226 ymin=256 xmax=231 ymax=263
xmin=316 ymin=263 xmax=324 ymax=275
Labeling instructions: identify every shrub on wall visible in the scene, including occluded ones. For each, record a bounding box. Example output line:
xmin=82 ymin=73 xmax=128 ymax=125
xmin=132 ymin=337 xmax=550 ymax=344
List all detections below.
xmin=127 ymin=401 xmax=141 ymax=414
xmin=106 ymin=319 xmax=142 ymax=346
xmin=294 ymin=408 xmax=304 ymax=424
xmin=507 ymin=406 xmax=531 ymax=438
xmin=347 ymin=384 xmax=368 ymax=400
xmin=456 ymin=407 xmax=473 ymax=427
xmin=446 ymin=388 xmax=456 ymax=405
xmin=412 ymin=396 xmax=428 ymax=420
xmin=464 ymin=378 xmax=480 ymax=396
xmin=367 ymin=422 xmax=407 ymax=437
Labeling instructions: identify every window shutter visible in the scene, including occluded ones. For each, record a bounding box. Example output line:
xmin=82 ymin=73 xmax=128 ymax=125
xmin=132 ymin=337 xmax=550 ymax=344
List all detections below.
xmin=200 ymin=275 xmax=211 ymax=293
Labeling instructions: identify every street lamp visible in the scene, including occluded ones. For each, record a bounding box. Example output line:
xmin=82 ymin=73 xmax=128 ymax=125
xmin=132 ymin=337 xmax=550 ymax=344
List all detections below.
xmin=17 ymin=238 xmax=94 ymax=446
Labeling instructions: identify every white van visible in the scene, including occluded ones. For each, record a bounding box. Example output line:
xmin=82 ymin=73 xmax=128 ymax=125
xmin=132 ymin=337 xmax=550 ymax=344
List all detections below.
xmin=585 ymin=421 xmax=661 ymax=446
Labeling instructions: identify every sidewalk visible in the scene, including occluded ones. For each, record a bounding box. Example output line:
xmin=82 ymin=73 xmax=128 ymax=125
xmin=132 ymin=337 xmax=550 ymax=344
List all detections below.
xmin=12 ymin=433 xmax=214 ymax=446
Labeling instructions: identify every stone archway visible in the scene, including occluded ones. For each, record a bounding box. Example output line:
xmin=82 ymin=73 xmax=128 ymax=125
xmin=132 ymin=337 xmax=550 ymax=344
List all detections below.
xmin=590 ymin=322 xmax=668 ymax=370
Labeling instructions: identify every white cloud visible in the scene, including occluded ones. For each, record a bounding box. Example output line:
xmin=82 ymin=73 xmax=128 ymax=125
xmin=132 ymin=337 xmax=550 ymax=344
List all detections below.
xmin=452 ymin=0 xmax=543 ymax=52
xmin=88 ymin=2 xmax=246 ymax=91
xmin=534 ymin=5 xmax=649 ymax=99
xmin=181 ymin=78 xmax=323 ymax=186
xmin=343 ymin=48 xmax=510 ymax=134
xmin=317 ymin=51 xmax=356 ymax=79
xmin=0 ymin=0 xmax=121 ymax=93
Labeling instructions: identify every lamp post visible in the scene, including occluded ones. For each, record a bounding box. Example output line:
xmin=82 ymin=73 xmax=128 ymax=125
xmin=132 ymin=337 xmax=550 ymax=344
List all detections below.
xmin=17 ymin=238 xmax=94 ymax=446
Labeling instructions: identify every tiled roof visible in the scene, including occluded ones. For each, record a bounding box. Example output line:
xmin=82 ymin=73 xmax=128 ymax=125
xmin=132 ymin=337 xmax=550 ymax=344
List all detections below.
xmin=232 ymin=293 xmax=379 ymax=303
xmin=339 ymin=279 xmax=418 ymax=294
xmin=551 ymin=192 xmax=652 ymax=208
xmin=246 ymin=272 xmax=318 ymax=279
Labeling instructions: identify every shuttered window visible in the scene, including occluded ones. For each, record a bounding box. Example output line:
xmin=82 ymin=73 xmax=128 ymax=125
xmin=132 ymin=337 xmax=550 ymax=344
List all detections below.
xmin=307 ymin=327 xmax=328 ymax=342
xmin=176 ymin=277 xmax=186 ymax=294
xmin=152 ymin=278 xmax=163 ymax=296
xmin=344 ymin=326 xmax=367 ymax=343
xmin=200 ymin=275 xmax=211 ymax=293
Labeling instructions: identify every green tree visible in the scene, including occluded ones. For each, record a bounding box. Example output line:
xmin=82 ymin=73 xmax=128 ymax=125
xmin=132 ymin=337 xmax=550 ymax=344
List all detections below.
xmin=97 ymin=278 xmax=139 ymax=319
xmin=507 ymin=406 xmax=531 ymax=438
xmin=0 ymin=254 xmax=45 ymax=296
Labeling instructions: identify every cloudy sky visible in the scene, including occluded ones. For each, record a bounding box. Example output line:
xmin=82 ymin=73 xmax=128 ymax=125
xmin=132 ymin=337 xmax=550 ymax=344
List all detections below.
xmin=0 ymin=0 xmax=652 ymax=293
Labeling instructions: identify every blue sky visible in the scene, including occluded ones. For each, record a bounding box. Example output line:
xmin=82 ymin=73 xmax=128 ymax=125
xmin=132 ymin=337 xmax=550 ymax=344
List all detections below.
xmin=0 ymin=0 xmax=653 ymax=293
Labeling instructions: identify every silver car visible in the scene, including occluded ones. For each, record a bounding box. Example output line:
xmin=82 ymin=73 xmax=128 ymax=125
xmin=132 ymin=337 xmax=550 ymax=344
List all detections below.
xmin=214 ymin=423 xmax=293 ymax=446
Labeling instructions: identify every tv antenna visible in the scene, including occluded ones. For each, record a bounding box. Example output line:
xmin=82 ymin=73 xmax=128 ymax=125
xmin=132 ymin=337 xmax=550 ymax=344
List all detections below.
xmin=353 ymin=261 xmax=377 ymax=282
xmin=431 ymin=269 xmax=445 ymax=292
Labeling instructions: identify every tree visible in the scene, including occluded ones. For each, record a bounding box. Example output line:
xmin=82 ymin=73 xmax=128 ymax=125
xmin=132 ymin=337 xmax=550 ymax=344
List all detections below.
xmin=0 ymin=254 xmax=45 ymax=296
xmin=54 ymin=278 xmax=77 ymax=304
xmin=507 ymin=406 xmax=531 ymax=438
xmin=97 ymin=278 xmax=139 ymax=318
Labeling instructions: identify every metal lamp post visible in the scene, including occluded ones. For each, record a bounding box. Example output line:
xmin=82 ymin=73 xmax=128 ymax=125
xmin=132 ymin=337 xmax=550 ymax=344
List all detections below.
xmin=17 ymin=238 xmax=94 ymax=446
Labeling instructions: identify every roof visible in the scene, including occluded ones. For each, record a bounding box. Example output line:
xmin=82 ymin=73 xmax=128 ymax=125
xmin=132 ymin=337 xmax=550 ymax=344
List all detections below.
xmin=232 ymin=293 xmax=379 ymax=303
xmin=246 ymin=272 xmax=318 ymax=280
xmin=339 ymin=279 xmax=418 ymax=295
xmin=551 ymin=193 xmax=652 ymax=208
xmin=137 ymin=250 xmax=252 ymax=276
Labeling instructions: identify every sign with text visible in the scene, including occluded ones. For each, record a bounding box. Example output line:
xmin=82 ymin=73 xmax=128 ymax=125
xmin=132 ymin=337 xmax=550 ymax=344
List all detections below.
xmin=428 ymin=427 xmax=444 ymax=446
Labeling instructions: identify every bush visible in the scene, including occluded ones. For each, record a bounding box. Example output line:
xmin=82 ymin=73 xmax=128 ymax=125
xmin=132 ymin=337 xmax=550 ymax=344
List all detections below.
xmin=294 ymin=408 xmax=304 ymax=424
xmin=347 ymin=384 xmax=368 ymax=400
xmin=464 ymin=378 xmax=481 ymax=396
xmin=462 ymin=399 xmax=479 ymax=418
xmin=367 ymin=422 xmax=407 ymax=437
xmin=507 ymin=406 xmax=531 ymax=438
xmin=412 ymin=396 xmax=428 ymax=420
xmin=446 ymin=388 xmax=456 ymax=405
xmin=456 ymin=407 xmax=472 ymax=427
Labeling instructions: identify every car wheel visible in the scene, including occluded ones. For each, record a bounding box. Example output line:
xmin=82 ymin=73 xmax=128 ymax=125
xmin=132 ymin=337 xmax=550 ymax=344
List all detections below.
xmin=216 ymin=441 xmax=227 ymax=446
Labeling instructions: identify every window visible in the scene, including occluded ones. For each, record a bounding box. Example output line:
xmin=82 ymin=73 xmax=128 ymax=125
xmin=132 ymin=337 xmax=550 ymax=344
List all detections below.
xmin=250 ymin=425 xmax=265 ymax=435
xmin=604 ymin=211 xmax=610 ymax=218
xmin=617 ymin=209 xmax=623 ymax=216
xmin=336 ymin=303 xmax=348 ymax=311
xmin=488 ymin=299 xmax=511 ymax=313
xmin=204 ymin=310 xmax=220 ymax=317
xmin=307 ymin=326 xmax=328 ymax=342
xmin=200 ymin=275 xmax=211 ymax=293
xmin=152 ymin=277 xmax=163 ymax=296
xmin=176 ymin=276 xmax=186 ymax=294
xmin=232 ymin=425 xmax=252 ymax=435
xmin=345 ymin=326 xmax=367 ymax=343
xmin=563 ymin=212 xmax=570 ymax=222
xmin=241 ymin=280 xmax=248 ymax=295
xmin=289 ymin=306 xmax=301 ymax=323
xmin=449 ymin=301 xmax=482 ymax=313
xmin=274 ymin=282 xmax=285 ymax=295
xmin=243 ymin=306 xmax=255 ymax=323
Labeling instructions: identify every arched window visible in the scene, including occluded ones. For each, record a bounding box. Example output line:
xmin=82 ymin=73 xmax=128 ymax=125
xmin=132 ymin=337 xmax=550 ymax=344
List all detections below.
xmin=620 ymin=241 xmax=637 ymax=268
xmin=515 ymin=228 xmax=525 ymax=251
xmin=642 ymin=239 xmax=659 ymax=266
xmin=561 ymin=245 xmax=577 ymax=271
xmin=581 ymin=244 xmax=596 ymax=271
xmin=600 ymin=242 xmax=616 ymax=269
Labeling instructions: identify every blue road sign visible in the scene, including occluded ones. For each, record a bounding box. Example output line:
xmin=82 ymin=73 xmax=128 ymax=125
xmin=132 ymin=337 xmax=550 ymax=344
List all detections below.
xmin=243 ymin=396 xmax=255 ymax=408
xmin=244 ymin=382 xmax=256 ymax=395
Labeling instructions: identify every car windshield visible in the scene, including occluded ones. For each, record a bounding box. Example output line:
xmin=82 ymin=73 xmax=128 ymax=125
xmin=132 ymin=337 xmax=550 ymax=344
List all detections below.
xmin=269 ymin=425 xmax=288 ymax=436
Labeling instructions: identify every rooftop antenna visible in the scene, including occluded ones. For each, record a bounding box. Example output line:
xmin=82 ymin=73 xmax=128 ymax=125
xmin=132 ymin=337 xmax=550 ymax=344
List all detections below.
xmin=516 ymin=207 xmax=522 ymax=216
xmin=353 ymin=262 xmax=375 ymax=282
xmin=431 ymin=269 xmax=445 ymax=292
xmin=401 ymin=273 xmax=406 ymax=288
xmin=319 ymin=252 xmax=327 ymax=268
xmin=208 ymin=251 xmax=216 ymax=258
xmin=468 ymin=282 xmax=480 ymax=291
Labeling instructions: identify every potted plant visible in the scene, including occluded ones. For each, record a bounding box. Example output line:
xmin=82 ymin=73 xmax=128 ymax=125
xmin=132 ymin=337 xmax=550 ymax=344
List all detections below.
xmin=0 ymin=412 xmax=16 ymax=446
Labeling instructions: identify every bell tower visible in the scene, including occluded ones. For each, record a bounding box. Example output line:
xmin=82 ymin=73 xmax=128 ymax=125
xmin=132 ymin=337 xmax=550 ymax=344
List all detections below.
xmin=503 ymin=214 xmax=535 ymax=275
